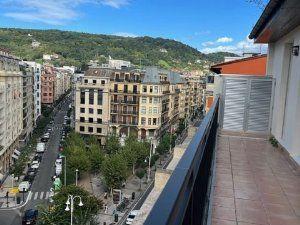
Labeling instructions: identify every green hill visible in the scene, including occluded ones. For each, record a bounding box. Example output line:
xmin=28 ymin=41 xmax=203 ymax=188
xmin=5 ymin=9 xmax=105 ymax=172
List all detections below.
xmin=0 ymin=28 xmax=237 ymax=71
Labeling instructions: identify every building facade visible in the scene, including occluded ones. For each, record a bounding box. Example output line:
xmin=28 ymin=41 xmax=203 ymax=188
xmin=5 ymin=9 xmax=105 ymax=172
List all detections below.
xmin=249 ymin=0 xmax=300 ymax=164
xmin=19 ymin=62 xmax=34 ymax=145
xmin=41 ymin=65 xmax=55 ymax=104
xmin=75 ymin=66 xmax=202 ymax=145
xmin=0 ymin=49 xmax=23 ymax=178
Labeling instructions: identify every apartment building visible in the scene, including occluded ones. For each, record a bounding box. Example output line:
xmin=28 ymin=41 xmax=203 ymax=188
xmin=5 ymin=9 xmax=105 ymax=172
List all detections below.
xmin=0 ymin=49 xmax=23 ymax=178
xmin=75 ymin=66 xmax=197 ymax=145
xmin=19 ymin=62 xmax=34 ymax=145
xmin=25 ymin=61 xmax=42 ymax=122
xmin=41 ymin=65 xmax=55 ymax=104
xmin=75 ymin=68 xmax=111 ymax=145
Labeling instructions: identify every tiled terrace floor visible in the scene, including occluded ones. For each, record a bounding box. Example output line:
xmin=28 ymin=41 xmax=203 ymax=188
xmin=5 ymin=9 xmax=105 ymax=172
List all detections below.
xmin=212 ymin=133 xmax=300 ymax=225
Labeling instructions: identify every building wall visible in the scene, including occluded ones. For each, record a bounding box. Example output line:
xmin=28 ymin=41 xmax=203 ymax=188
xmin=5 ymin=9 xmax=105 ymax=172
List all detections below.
xmin=268 ymin=25 xmax=300 ymax=164
xmin=75 ymin=75 xmax=110 ymax=145
xmin=41 ymin=66 xmax=55 ymax=104
xmin=212 ymin=56 xmax=267 ymax=75
xmin=0 ymin=52 xmax=23 ymax=176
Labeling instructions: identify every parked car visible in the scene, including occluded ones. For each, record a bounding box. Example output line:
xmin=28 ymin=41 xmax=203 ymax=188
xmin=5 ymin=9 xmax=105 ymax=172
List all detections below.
xmin=55 ymin=158 xmax=62 ymax=166
xmin=22 ymin=209 xmax=38 ymax=225
xmin=33 ymin=154 xmax=42 ymax=162
xmin=23 ymin=174 xmax=35 ymax=183
xmin=126 ymin=210 xmax=139 ymax=225
xmin=18 ymin=181 xmax=30 ymax=192
xmin=41 ymin=134 xmax=49 ymax=142
xmin=55 ymin=164 xmax=62 ymax=176
xmin=36 ymin=143 xmax=45 ymax=153
xmin=27 ymin=168 xmax=37 ymax=176
xmin=31 ymin=163 xmax=40 ymax=170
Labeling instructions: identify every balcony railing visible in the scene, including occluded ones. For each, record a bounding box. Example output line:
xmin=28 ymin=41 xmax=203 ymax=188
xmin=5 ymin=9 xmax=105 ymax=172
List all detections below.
xmin=144 ymin=97 xmax=219 ymax=225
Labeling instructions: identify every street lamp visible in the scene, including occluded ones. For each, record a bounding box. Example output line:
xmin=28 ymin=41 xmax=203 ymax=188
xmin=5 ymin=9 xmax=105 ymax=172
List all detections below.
xmin=75 ymin=169 xmax=79 ymax=186
xmin=65 ymin=194 xmax=83 ymax=225
xmin=61 ymin=155 xmax=67 ymax=186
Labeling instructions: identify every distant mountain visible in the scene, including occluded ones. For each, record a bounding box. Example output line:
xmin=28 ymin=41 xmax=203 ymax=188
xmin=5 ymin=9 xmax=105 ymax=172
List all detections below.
xmin=0 ymin=28 xmax=238 ymax=71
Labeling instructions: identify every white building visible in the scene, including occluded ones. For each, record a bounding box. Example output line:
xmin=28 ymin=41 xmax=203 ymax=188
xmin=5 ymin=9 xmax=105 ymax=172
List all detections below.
xmin=25 ymin=61 xmax=42 ymax=122
xmin=108 ymin=58 xmax=131 ymax=69
xmin=249 ymin=0 xmax=300 ymax=165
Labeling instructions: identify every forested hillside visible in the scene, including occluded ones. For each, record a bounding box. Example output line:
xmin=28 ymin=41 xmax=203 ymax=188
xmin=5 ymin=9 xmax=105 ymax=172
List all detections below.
xmin=0 ymin=28 xmax=237 ymax=71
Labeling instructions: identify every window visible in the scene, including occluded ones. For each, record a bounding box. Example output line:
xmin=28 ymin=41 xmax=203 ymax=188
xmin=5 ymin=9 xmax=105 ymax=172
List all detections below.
xmin=141 ymin=107 xmax=146 ymax=114
xmin=150 ymin=86 xmax=153 ymax=93
xmin=124 ymin=85 xmax=128 ymax=93
xmin=149 ymin=97 xmax=152 ymax=103
xmin=143 ymin=86 xmax=147 ymax=92
xmin=153 ymin=107 xmax=158 ymax=114
xmin=153 ymin=97 xmax=158 ymax=103
xmin=84 ymin=79 xmax=88 ymax=84
xmin=93 ymin=80 xmax=96 ymax=84
xmin=80 ymin=90 xmax=85 ymax=104
xmin=88 ymin=127 xmax=93 ymax=133
xmin=97 ymin=118 xmax=102 ymax=124
xmin=141 ymin=117 xmax=146 ymax=125
xmin=142 ymin=97 xmax=147 ymax=103
xmin=97 ymin=109 xmax=102 ymax=114
xmin=89 ymin=89 xmax=94 ymax=105
xmin=133 ymin=85 xmax=137 ymax=93
xmin=114 ymin=84 xmax=118 ymax=92
xmin=80 ymin=117 xmax=85 ymax=122
xmin=153 ymin=118 xmax=157 ymax=125
xmin=80 ymin=108 xmax=85 ymax=113
xmin=148 ymin=118 xmax=151 ymax=125
xmin=97 ymin=90 xmax=103 ymax=105
xmin=97 ymin=128 xmax=102 ymax=134
xmin=154 ymin=86 xmax=158 ymax=93
xmin=80 ymin=126 xmax=85 ymax=131
xmin=101 ymin=80 xmax=105 ymax=85
xmin=89 ymin=118 xmax=93 ymax=123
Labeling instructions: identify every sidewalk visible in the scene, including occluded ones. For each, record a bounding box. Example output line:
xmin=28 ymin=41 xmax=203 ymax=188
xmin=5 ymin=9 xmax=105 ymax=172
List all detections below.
xmin=0 ymin=175 xmax=25 ymax=208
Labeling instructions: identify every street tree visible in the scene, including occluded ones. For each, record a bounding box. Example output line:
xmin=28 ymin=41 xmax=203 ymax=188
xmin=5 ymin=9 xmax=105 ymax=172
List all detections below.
xmin=102 ymin=154 xmax=128 ymax=192
xmin=38 ymin=185 xmax=102 ymax=225
xmin=88 ymin=144 xmax=105 ymax=173
xmin=105 ymin=134 xmax=121 ymax=155
xmin=135 ymin=168 xmax=145 ymax=190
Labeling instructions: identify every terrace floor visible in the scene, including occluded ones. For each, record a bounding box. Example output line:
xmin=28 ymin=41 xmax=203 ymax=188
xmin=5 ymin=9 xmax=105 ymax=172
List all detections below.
xmin=211 ymin=132 xmax=300 ymax=225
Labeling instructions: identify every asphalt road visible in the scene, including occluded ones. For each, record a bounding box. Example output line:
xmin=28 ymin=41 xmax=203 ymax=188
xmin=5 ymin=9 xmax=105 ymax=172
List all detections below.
xmin=0 ymin=94 xmax=72 ymax=225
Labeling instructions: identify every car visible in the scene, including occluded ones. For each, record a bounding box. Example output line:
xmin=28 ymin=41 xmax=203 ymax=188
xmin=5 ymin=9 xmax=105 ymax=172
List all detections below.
xmin=27 ymin=168 xmax=37 ymax=175
xmin=55 ymin=158 xmax=62 ymax=166
xmin=64 ymin=116 xmax=68 ymax=120
xmin=23 ymin=174 xmax=35 ymax=183
xmin=55 ymin=164 xmax=62 ymax=176
xmin=32 ymin=160 xmax=39 ymax=165
xmin=22 ymin=209 xmax=38 ymax=225
xmin=126 ymin=210 xmax=139 ymax=225
xmin=36 ymin=142 xmax=45 ymax=153
xmin=18 ymin=181 xmax=30 ymax=192
xmin=47 ymin=127 xmax=52 ymax=133
xmin=33 ymin=154 xmax=42 ymax=162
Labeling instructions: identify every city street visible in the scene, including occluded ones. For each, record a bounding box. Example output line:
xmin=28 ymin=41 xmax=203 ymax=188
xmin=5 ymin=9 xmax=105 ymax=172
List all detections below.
xmin=0 ymin=94 xmax=72 ymax=225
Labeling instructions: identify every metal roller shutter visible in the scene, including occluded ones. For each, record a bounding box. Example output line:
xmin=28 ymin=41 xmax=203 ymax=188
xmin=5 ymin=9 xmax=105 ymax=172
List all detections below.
xmin=247 ymin=79 xmax=273 ymax=132
xmin=223 ymin=79 xmax=248 ymax=131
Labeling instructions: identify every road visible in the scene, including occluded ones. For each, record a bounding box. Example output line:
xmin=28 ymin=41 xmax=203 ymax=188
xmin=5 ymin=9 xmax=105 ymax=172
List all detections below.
xmin=0 ymin=94 xmax=72 ymax=225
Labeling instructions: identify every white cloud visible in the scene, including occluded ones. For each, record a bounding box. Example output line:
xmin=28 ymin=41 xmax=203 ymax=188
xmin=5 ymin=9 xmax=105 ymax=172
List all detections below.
xmin=100 ymin=0 xmax=129 ymax=8
xmin=1 ymin=0 xmax=130 ymax=25
xmin=216 ymin=37 xmax=233 ymax=43
xmin=202 ymin=41 xmax=214 ymax=47
xmin=201 ymin=36 xmax=267 ymax=55
xmin=113 ymin=32 xmax=137 ymax=37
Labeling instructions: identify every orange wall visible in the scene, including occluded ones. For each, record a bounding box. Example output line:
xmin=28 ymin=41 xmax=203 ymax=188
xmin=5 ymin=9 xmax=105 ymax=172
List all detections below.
xmin=217 ymin=56 xmax=267 ymax=76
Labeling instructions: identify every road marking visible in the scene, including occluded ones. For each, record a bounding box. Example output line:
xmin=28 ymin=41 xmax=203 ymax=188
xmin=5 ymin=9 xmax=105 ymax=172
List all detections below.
xmin=27 ymin=192 xmax=33 ymax=201
xmin=40 ymin=191 xmax=44 ymax=199
xmin=34 ymin=192 xmax=39 ymax=200
xmin=45 ymin=191 xmax=50 ymax=199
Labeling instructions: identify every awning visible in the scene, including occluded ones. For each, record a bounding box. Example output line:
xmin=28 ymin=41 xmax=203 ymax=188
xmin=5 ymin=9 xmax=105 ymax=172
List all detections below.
xmin=11 ymin=154 xmax=19 ymax=160
xmin=14 ymin=149 xmax=21 ymax=156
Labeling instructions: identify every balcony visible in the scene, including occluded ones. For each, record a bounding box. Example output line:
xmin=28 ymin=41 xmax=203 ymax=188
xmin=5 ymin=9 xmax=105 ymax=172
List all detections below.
xmin=144 ymin=98 xmax=300 ymax=225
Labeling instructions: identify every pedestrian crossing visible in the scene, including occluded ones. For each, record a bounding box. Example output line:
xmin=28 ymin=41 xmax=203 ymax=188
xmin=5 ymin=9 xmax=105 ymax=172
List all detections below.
xmin=27 ymin=191 xmax=51 ymax=201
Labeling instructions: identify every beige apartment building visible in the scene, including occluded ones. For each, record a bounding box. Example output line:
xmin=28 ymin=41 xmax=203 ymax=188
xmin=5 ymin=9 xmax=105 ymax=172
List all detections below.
xmin=41 ymin=65 xmax=55 ymax=104
xmin=19 ymin=62 xmax=34 ymax=146
xmin=75 ymin=66 xmax=200 ymax=145
xmin=0 ymin=49 xmax=23 ymax=179
xmin=75 ymin=68 xmax=111 ymax=145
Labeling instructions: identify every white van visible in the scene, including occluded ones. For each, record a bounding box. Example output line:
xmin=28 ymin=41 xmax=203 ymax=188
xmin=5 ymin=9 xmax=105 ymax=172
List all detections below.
xmin=18 ymin=181 xmax=30 ymax=192
xmin=55 ymin=164 xmax=62 ymax=176
xmin=36 ymin=142 xmax=45 ymax=153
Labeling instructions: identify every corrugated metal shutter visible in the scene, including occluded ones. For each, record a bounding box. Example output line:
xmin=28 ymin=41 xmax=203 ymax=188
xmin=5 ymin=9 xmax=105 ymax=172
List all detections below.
xmin=223 ymin=79 xmax=248 ymax=131
xmin=247 ymin=79 xmax=272 ymax=132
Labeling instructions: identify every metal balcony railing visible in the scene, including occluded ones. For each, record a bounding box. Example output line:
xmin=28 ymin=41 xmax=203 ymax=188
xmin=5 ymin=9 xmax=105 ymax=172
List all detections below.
xmin=144 ymin=97 xmax=219 ymax=225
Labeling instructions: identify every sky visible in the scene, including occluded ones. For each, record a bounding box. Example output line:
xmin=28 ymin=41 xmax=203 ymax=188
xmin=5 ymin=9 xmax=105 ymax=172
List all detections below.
xmin=0 ymin=0 xmax=269 ymax=54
